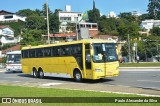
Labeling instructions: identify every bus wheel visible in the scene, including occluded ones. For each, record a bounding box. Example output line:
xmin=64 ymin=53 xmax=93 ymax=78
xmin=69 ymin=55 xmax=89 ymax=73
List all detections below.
xmin=33 ymin=69 xmax=38 ymax=78
xmin=39 ymin=69 xmax=44 ymax=79
xmin=74 ymin=70 xmax=82 ymax=82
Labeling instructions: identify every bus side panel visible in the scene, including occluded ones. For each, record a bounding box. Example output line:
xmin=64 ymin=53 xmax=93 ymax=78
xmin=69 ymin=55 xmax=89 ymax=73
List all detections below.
xmin=22 ymin=59 xmax=31 ymax=74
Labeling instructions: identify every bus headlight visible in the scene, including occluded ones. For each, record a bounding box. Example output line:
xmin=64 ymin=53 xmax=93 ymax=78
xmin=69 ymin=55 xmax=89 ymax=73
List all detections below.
xmin=95 ymin=69 xmax=102 ymax=72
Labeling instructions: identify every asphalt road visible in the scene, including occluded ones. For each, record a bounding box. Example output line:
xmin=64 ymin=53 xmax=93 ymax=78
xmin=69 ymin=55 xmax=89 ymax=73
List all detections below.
xmin=0 ymin=68 xmax=160 ymax=96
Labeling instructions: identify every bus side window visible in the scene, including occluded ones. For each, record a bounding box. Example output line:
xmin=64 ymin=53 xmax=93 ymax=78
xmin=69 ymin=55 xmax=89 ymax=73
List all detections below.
xmin=52 ymin=48 xmax=55 ymax=56
xmin=29 ymin=49 xmax=35 ymax=58
xmin=55 ymin=47 xmax=61 ymax=56
xmin=44 ymin=48 xmax=51 ymax=57
xmin=36 ymin=49 xmax=43 ymax=57
xmin=22 ymin=50 xmax=28 ymax=58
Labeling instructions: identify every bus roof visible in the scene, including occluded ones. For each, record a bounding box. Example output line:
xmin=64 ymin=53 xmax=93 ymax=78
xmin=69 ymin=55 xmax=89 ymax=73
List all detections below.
xmin=22 ymin=39 xmax=115 ymax=50
xmin=6 ymin=50 xmax=21 ymax=55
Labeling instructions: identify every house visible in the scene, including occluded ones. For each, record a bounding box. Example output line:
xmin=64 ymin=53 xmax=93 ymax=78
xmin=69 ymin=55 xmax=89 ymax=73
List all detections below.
xmin=0 ymin=10 xmax=26 ymax=22
xmin=58 ymin=5 xmax=83 ymax=33
xmin=140 ymin=19 xmax=160 ymax=32
xmin=107 ymin=11 xmax=117 ymax=18
xmin=57 ymin=5 xmax=98 ymax=35
xmin=0 ymin=26 xmax=17 ymax=45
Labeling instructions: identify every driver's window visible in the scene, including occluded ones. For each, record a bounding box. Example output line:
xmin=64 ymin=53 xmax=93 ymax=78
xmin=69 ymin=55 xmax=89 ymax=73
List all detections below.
xmin=93 ymin=45 xmax=103 ymax=61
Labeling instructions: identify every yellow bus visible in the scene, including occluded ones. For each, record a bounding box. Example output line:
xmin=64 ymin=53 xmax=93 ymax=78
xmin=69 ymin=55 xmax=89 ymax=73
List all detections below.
xmin=21 ymin=39 xmax=119 ymax=81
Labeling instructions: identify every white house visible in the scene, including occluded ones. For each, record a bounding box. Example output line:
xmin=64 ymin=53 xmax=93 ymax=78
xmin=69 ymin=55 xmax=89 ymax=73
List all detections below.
xmin=141 ymin=19 xmax=160 ymax=32
xmin=0 ymin=26 xmax=17 ymax=45
xmin=57 ymin=5 xmax=83 ymax=33
xmin=0 ymin=10 xmax=26 ymax=22
xmin=107 ymin=11 xmax=117 ymax=18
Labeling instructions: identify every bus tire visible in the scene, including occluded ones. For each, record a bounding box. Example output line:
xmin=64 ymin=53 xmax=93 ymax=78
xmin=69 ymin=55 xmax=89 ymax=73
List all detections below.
xmin=73 ymin=70 xmax=82 ymax=82
xmin=33 ymin=69 xmax=38 ymax=78
xmin=38 ymin=69 xmax=44 ymax=79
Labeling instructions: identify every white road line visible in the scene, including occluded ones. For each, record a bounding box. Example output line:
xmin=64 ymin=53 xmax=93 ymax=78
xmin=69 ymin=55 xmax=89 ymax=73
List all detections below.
xmin=125 ymin=72 xmax=148 ymax=74
xmin=3 ymin=77 xmax=17 ymax=79
xmin=0 ymin=80 xmax=8 ymax=82
xmin=40 ymin=83 xmax=63 ymax=87
xmin=137 ymin=80 xmax=160 ymax=83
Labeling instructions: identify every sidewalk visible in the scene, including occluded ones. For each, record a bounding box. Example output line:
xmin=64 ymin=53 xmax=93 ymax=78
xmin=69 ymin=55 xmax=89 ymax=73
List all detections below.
xmin=0 ymin=68 xmax=5 ymax=72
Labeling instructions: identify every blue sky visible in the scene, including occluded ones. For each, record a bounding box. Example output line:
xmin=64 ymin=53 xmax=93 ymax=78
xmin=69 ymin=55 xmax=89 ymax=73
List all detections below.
xmin=0 ymin=0 xmax=149 ymax=15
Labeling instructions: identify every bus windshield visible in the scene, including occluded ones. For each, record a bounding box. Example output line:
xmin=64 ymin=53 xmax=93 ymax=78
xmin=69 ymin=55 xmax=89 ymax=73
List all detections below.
xmin=6 ymin=54 xmax=21 ymax=64
xmin=92 ymin=43 xmax=118 ymax=63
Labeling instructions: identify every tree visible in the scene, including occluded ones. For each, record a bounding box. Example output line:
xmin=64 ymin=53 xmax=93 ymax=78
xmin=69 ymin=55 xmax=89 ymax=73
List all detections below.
xmin=26 ymin=15 xmax=46 ymax=30
xmin=42 ymin=3 xmax=52 ymax=16
xmin=54 ymin=9 xmax=62 ymax=15
xmin=98 ymin=17 xmax=119 ymax=35
xmin=35 ymin=9 xmax=43 ymax=16
xmin=88 ymin=0 xmax=100 ymax=23
xmin=21 ymin=29 xmax=42 ymax=45
xmin=49 ymin=14 xmax=60 ymax=33
xmin=88 ymin=8 xmax=100 ymax=23
xmin=119 ymin=12 xmax=136 ymax=22
xmin=16 ymin=9 xmax=38 ymax=17
xmin=148 ymin=0 xmax=160 ymax=19
xmin=150 ymin=27 xmax=160 ymax=36
xmin=117 ymin=21 xmax=140 ymax=40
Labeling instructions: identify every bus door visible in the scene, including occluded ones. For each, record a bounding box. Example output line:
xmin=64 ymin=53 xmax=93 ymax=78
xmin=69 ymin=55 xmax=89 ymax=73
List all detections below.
xmin=85 ymin=44 xmax=92 ymax=79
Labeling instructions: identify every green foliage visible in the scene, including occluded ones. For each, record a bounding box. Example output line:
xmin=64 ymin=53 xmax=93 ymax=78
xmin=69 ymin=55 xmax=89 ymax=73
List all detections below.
xmin=122 ymin=35 xmax=160 ymax=61
xmin=49 ymin=13 xmax=60 ymax=33
xmin=148 ymin=0 xmax=160 ymax=19
xmin=16 ymin=9 xmax=39 ymax=17
xmin=1 ymin=44 xmax=16 ymax=50
xmin=119 ymin=12 xmax=137 ymax=22
xmin=17 ymin=4 xmax=60 ymax=46
xmin=120 ymin=62 xmax=160 ymax=67
xmin=97 ymin=14 xmax=140 ymax=40
xmin=26 ymin=15 xmax=46 ymax=30
xmin=54 ymin=9 xmax=62 ymax=15
xmin=88 ymin=8 xmax=100 ymax=23
xmin=21 ymin=29 xmax=43 ymax=46
xmin=150 ymin=27 xmax=160 ymax=36
xmin=66 ymin=22 xmax=75 ymax=33
xmin=42 ymin=3 xmax=52 ymax=16
xmin=0 ymin=57 xmax=6 ymax=63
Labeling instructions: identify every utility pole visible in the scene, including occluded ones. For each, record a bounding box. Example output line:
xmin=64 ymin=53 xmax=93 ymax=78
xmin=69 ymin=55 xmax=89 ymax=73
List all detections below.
xmin=76 ymin=22 xmax=78 ymax=40
xmin=135 ymin=42 xmax=137 ymax=62
xmin=46 ymin=0 xmax=50 ymax=44
xmin=128 ymin=34 xmax=131 ymax=63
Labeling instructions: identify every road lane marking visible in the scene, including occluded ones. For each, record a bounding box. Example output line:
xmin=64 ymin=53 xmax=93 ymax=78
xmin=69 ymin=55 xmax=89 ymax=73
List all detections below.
xmin=137 ymin=80 xmax=160 ymax=83
xmin=3 ymin=77 xmax=17 ymax=79
xmin=0 ymin=80 xmax=8 ymax=82
xmin=40 ymin=83 xmax=62 ymax=87
xmin=125 ymin=72 xmax=148 ymax=74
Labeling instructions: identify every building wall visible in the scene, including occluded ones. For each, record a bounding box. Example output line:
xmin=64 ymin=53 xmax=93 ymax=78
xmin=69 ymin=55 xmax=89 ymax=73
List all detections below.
xmin=0 ymin=14 xmax=26 ymax=22
xmin=0 ymin=27 xmax=14 ymax=37
xmin=58 ymin=12 xmax=82 ymax=22
xmin=58 ymin=12 xmax=83 ymax=33
xmin=0 ymin=27 xmax=16 ymax=44
xmin=141 ymin=19 xmax=160 ymax=32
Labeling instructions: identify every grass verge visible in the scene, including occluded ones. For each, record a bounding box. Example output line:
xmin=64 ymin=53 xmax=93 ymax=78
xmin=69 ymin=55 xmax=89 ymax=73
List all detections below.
xmin=0 ymin=85 xmax=159 ymax=106
xmin=120 ymin=62 xmax=160 ymax=67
